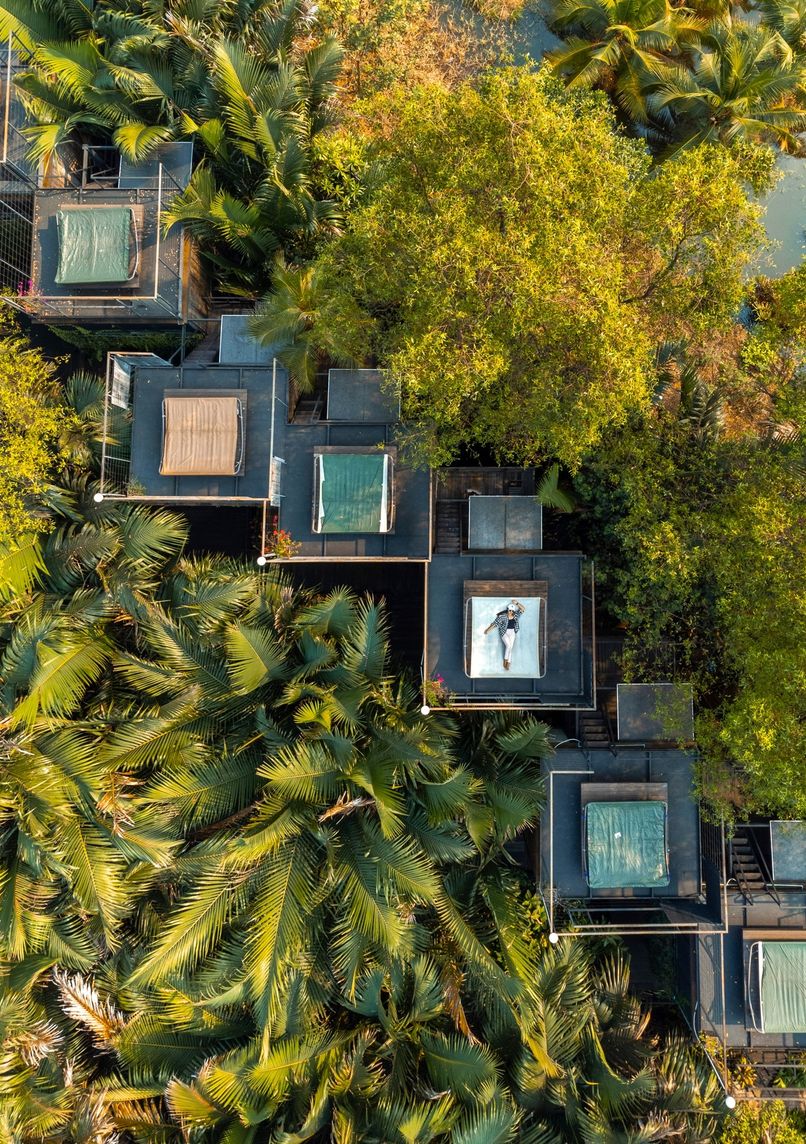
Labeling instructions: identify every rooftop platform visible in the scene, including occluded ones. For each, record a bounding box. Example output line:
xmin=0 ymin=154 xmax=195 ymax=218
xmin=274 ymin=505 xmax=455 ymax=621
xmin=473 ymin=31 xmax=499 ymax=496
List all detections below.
xmin=277 ymin=422 xmax=430 ymax=559
xmin=425 ymin=552 xmax=594 ymax=708
xmin=696 ymin=893 xmax=806 ymax=1051
xmin=696 ymin=821 xmax=806 ymax=1055
xmin=1 ymin=145 xmax=207 ymax=326
xmin=617 ymin=683 xmax=695 ymax=743
xmin=126 ymin=363 xmax=282 ymax=501
xmin=540 ymin=748 xmax=724 ymax=936
xmin=326 ymin=368 xmax=399 ymax=423
xmin=276 ymin=370 xmax=429 ymax=560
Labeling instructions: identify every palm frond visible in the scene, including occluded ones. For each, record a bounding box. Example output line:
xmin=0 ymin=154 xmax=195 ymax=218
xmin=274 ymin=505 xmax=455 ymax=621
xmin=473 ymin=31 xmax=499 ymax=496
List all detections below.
xmin=535 ymin=463 xmax=576 ymax=512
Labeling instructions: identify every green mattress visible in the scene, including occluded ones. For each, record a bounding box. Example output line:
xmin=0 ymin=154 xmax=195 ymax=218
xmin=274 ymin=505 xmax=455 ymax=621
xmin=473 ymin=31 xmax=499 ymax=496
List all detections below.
xmin=56 ymin=207 xmax=135 ymax=285
xmin=585 ymin=800 xmax=669 ymax=889
xmin=316 ymin=453 xmax=388 ymax=533
xmin=757 ymin=941 xmax=806 ymax=1033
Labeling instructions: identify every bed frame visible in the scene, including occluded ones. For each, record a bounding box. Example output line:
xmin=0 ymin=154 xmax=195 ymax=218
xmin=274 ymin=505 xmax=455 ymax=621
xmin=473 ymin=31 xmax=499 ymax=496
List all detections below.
xmin=57 ymin=203 xmax=143 ymax=287
xmin=311 ymin=450 xmax=395 ymax=534
xmin=744 ymin=928 xmax=806 ymax=1034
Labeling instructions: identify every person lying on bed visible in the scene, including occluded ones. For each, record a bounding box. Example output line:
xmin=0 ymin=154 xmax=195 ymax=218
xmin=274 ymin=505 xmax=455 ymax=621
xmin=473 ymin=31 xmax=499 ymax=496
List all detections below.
xmin=484 ymin=600 xmax=525 ymax=671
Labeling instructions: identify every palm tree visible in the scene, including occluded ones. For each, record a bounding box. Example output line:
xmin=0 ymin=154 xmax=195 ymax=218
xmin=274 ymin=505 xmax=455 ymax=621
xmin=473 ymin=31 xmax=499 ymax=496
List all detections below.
xmin=3 ymin=0 xmax=345 ymax=293
xmin=249 ymin=257 xmax=370 ymax=390
xmin=162 ymin=33 xmax=345 ymax=294
xmin=544 ymin=0 xmax=704 ymax=116
xmin=644 ymin=21 xmax=806 ymax=153
xmin=127 ymin=595 xmax=552 ymax=1033
xmin=130 ymin=944 xmax=721 ymax=1140
xmin=0 ymin=486 xmax=727 ymax=1140
xmin=0 ymin=490 xmax=192 ymax=964
xmin=655 ymin=349 xmax=725 ymax=442
xmin=758 ymin=0 xmax=806 ymax=52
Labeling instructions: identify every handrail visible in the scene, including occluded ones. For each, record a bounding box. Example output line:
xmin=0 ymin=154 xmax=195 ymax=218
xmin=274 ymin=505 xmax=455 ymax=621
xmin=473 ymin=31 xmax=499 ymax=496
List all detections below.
xmin=744 ymin=827 xmax=782 ymax=906
xmin=538 ymin=596 xmax=548 ymax=680
xmin=748 ymin=941 xmax=763 ymax=1032
xmin=233 ymin=398 xmax=245 ymax=475
xmin=731 ymin=842 xmax=756 ymax=905
xmin=601 ymin=700 xmax=617 ymax=747
xmin=125 ymin=207 xmax=141 ymax=282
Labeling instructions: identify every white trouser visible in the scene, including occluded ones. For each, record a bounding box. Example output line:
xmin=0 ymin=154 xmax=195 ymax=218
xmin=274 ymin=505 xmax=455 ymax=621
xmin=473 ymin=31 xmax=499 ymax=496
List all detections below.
xmin=502 ymin=628 xmax=516 ymax=660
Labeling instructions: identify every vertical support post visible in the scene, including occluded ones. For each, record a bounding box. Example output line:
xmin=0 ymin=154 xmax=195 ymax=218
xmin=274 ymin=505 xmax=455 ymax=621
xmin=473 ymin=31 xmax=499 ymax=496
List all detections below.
xmin=2 ymin=33 xmax=12 ymax=166
xmin=153 ymin=161 xmax=162 ymax=300
xmin=100 ymin=353 xmax=112 ymax=494
xmin=269 ymin=356 xmax=277 ymax=506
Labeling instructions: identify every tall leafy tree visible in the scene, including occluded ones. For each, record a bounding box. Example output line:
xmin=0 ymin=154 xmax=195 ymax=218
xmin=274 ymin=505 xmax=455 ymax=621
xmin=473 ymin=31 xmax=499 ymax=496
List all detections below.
xmin=276 ymin=68 xmax=763 ymax=468
xmin=0 ymin=335 xmax=76 ymax=548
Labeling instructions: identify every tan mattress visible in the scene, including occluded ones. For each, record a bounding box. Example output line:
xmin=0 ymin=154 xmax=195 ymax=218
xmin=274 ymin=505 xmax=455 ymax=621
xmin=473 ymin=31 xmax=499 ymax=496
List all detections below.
xmin=160 ymin=397 xmax=241 ymax=476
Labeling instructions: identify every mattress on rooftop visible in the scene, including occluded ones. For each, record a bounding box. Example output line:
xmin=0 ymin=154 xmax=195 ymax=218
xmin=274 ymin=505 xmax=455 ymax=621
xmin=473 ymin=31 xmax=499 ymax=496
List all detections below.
xmin=756 ymin=941 xmax=806 ymax=1033
xmin=56 ymin=206 xmax=137 ymax=285
xmin=160 ymin=396 xmax=242 ymax=476
xmin=585 ymin=800 xmax=669 ymax=889
xmin=315 ymin=453 xmax=389 ymax=533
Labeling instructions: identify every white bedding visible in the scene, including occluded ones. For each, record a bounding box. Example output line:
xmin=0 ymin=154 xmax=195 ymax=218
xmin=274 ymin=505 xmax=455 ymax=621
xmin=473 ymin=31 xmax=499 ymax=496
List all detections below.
xmin=467 ymin=596 xmax=542 ymax=678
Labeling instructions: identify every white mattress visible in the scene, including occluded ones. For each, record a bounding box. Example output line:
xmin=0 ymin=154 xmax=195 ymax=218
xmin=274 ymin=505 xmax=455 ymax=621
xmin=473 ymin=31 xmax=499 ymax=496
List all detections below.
xmin=467 ymin=596 xmax=542 ymax=678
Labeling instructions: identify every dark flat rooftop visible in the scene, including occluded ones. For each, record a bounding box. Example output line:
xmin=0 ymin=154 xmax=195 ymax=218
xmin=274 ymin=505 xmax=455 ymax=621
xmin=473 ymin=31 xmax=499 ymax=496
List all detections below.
xmin=425 ymin=553 xmax=593 ymax=706
xmin=277 ymin=421 xmax=430 ymax=559
xmin=130 ymin=364 xmax=278 ymax=500
xmin=617 ymin=683 xmax=695 ymax=742
xmin=696 ymin=893 xmax=806 ymax=1049
xmin=31 ymin=185 xmax=184 ymax=323
xmin=326 ymin=369 xmax=400 ymax=422
xmin=541 ymin=749 xmax=702 ymax=905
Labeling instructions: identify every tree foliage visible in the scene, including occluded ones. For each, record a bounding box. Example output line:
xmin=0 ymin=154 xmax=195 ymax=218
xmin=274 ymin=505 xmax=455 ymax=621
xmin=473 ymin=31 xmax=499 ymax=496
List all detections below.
xmin=717 ymin=1100 xmax=806 ymax=1143
xmin=573 ymin=268 xmax=806 ymax=817
xmin=265 ymin=68 xmax=763 ymax=468
xmin=0 ymin=491 xmax=724 ymax=1138
xmin=0 ymin=336 xmax=73 ymax=548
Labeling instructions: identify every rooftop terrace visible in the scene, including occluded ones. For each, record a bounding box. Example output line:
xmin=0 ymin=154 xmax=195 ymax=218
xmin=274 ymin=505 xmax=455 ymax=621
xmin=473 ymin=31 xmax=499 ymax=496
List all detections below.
xmin=540 ymin=748 xmax=724 ymax=936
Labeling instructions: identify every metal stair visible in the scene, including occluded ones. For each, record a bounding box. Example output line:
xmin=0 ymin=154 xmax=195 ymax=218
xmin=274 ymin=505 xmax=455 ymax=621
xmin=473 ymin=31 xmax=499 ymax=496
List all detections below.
xmin=182 ymin=321 xmax=220 ymax=365
xmin=293 ymin=395 xmax=322 ymax=424
xmin=731 ymin=827 xmax=767 ymax=903
xmin=579 ymin=708 xmax=611 ymax=750
xmin=435 ymin=501 xmax=461 ymax=554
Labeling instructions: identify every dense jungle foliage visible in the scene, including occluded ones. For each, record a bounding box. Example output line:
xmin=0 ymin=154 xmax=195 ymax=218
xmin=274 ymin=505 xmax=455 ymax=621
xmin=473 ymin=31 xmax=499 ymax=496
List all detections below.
xmin=0 ymin=0 xmax=804 ymax=1135
xmin=0 ymin=482 xmax=722 ymax=1139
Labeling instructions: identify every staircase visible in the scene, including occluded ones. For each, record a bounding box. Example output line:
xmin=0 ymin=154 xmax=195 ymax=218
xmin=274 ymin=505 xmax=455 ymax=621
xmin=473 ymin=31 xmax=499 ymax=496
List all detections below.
xmin=182 ymin=319 xmax=221 ymax=365
xmin=579 ymin=708 xmax=611 ymax=750
xmin=293 ymin=395 xmax=322 ymax=424
xmin=731 ymin=827 xmax=767 ymax=903
xmin=435 ymin=501 xmax=462 ymax=554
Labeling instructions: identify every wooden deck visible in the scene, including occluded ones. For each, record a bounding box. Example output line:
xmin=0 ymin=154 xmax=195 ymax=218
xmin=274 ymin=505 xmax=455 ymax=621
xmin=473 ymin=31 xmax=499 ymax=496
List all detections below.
xmin=435 ymin=467 xmax=536 ymax=500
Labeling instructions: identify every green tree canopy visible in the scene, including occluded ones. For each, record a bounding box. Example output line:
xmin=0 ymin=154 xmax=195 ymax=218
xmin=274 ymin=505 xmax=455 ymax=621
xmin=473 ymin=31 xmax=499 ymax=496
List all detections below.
xmin=718 ymin=1100 xmax=806 ymax=1143
xmin=573 ymin=268 xmax=806 ymax=817
xmin=0 ymin=336 xmax=73 ymax=548
xmin=0 ymin=491 xmax=725 ymax=1139
xmin=266 ymin=68 xmax=763 ymax=468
